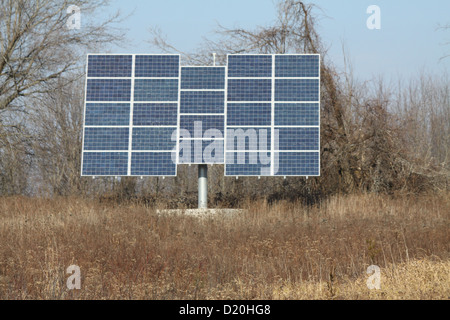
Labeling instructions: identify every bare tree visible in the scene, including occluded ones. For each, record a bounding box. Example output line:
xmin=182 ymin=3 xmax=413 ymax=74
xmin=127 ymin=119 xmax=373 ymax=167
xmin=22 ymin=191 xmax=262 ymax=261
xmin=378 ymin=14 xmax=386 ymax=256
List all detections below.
xmin=0 ymin=117 xmax=31 ymax=195
xmin=0 ymin=0 xmax=125 ymax=112
xmin=392 ymin=73 xmax=450 ymax=191
xmin=30 ymin=74 xmax=85 ymax=196
xmin=149 ymin=0 xmax=325 ymax=64
xmin=438 ymin=23 xmax=450 ymax=60
xmin=0 ymin=0 xmax=127 ymax=196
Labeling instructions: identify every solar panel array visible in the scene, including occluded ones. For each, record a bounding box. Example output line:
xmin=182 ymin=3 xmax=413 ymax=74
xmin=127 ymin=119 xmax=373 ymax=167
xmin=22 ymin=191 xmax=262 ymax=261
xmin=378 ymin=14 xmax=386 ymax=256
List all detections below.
xmin=225 ymin=55 xmax=320 ymax=177
xmin=82 ymin=54 xmax=179 ymax=177
xmin=82 ymin=54 xmax=320 ymax=177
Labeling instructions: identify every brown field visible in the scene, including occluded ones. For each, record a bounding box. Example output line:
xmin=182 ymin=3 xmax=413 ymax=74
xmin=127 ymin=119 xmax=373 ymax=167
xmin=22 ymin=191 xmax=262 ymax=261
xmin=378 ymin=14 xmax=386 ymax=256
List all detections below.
xmin=0 ymin=193 xmax=448 ymax=300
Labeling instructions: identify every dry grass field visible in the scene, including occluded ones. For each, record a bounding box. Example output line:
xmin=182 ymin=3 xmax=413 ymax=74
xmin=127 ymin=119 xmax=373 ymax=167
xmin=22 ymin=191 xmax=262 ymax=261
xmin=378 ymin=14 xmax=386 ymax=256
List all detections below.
xmin=0 ymin=193 xmax=448 ymax=300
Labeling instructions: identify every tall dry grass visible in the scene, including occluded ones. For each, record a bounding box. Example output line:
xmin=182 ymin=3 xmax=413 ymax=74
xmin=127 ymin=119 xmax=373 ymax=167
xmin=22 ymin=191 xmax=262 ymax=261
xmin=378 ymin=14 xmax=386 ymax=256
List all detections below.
xmin=0 ymin=193 xmax=448 ymax=300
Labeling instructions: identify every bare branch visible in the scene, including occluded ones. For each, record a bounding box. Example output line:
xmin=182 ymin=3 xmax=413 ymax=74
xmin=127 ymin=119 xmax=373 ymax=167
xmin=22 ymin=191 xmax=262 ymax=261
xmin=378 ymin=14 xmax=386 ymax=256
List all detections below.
xmin=0 ymin=0 xmax=127 ymax=112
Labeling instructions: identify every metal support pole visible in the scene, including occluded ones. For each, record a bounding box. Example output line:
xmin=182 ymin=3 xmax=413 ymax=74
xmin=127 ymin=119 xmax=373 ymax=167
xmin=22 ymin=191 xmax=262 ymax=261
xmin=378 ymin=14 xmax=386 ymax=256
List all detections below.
xmin=198 ymin=164 xmax=208 ymax=209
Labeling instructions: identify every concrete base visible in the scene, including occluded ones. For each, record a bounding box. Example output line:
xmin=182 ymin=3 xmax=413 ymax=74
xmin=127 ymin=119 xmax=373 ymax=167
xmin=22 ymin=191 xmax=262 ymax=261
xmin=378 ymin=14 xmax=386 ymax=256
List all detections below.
xmin=156 ymin=208 xmax=245 ymax=218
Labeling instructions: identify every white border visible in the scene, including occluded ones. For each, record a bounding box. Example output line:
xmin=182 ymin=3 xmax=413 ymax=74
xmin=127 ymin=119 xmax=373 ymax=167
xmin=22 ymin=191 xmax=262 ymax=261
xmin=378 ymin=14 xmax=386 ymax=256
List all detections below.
xmin=127 ymin=55 xmax=136 ymax=176
xmin=271 ymin=55 xmax=276 ymax=176
xmin=80 ymin=55 xmax=89 ymax=176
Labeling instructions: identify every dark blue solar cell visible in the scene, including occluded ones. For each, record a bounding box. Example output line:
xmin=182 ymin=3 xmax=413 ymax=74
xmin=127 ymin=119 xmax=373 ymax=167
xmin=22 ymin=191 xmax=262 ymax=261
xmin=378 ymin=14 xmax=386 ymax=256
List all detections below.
xmin=275 ymin=79 xmax=319 ymax=102
xmin=86 ymin=79 xmax=131 ymax=102
xmin=132 ymin=128 xmax=177 ymax=151
xmin=178 ymin=139 xmax=224 ymax=164
xmin=85 ymin=103 xmax=130 ymax=126
xmin=133 ymin=103 xmax=178 ymax=126
xmin=275 ymin=128 xmax=319 ymax=151
xmin=180 ymin=92 xmax=225 ymax=114
xmin=83 ymin=128 xmax=129 ymax=151
xmin=87 ymin=55 xmax=132 ymax=78
xmin=274 ymin=152 xmax=320 ymax=176
xmin=180 ymin=115 xmax=224 ymax=137
xmin=228 ymin=55 xmax=272 ymax=77
xmin=225 ymin=152 xmax=272 ymax=176
xmin=275 ymin=55 xmax=319 ymax=78
xmin=226 ymin=127 xmax=271 ymax=151
xmin=135 ymin=55 xmax=179 ymax=77
xmin=227 ymin=79 xmax=272 ymax=102
xmin=82 ymin=152 xmax=128 ymax=176
xmin=134 ymin=79 xmax=179 ymax=102
xmin=227 ymin=103 xmax=271 ymax=126
xmin=131 ymin=152 xmax=176 ymax=176
xmin=275 ymin=103 xmax=319 ymax=126
xmin=181 ymin=67 xmax=225 ymax=89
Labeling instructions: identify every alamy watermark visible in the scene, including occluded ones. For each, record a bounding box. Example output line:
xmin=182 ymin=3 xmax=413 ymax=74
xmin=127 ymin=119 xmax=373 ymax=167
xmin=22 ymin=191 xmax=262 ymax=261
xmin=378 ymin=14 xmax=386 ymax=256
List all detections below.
xmin=367 ymin=5 xmax=381 ymax=30
xmin=67 ymin=5 xmax=81 ymax=30
xmin=66 ymin=265 xmax=81 ymax=290
xmin=366 ymin=265 xmax=381 ymax=290
xmin=171 ymin=122 xmax=282 ymax=175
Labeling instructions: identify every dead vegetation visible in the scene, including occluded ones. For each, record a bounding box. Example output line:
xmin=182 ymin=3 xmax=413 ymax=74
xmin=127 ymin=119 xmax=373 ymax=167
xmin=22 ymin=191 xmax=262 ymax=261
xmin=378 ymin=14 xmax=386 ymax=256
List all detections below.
xmin=0 ymin=193 xmax=448 ymax=300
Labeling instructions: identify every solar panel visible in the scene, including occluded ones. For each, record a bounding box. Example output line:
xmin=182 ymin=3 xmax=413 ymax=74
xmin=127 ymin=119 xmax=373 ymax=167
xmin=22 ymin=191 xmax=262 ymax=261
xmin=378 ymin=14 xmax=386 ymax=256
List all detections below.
xmin=225 ymin=54 xmax=320 ymax=177
xmin=82 ymin=54 xmax=180 ymax=177
xmin=81 ymin=53 xmax=320 ymax=177
xmin=178 ymin=66 xmax=226 ymax=165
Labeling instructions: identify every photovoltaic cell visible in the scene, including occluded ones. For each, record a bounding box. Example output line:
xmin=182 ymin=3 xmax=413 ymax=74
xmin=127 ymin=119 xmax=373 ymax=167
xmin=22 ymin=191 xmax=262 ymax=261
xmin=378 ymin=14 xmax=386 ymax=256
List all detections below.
xmin=274 ymin=152 xmax=320 ymax=176
xmin=180 ymin=92 xmax=225 ymax=114
xmin=228 ymin=55 xmax=272 ymax=78
xmin=131 ymin=152 xmax=177 ymax=176
xmin=83 ymin=152 xmax=128 ymax=176
xmin=133 ymin=103 xmax=178 ymax=126
xmin=135 ymin=55 xmax=179 ymax=78
xmin=276 ymin=128 xmax=320 ymax=151
xmin=274 ymin=103 xmax=319 ymax=126
xmin=87 ymin=55 xmax=132 ymax=78
xmin=226 ymin=152 xmax=272 ymax=176
xmin=85 ymin=103 xmax=130 ymax=126
xmin=227 ymin=103 xmax=272 ymax=126
xmin=275 ymin=79 xmax=320 ymax=102
xmin=275 ymin=55 xmax=319 ymax=78
xmin=226 ymin=128 xmax=271 ymax=151
xmin=132 ymin=128 xmax=176 ymax=151
xmin=181 ymin=67 xmax=225 ymax=90
xmin=134 ymin=79 xmax=179 ymax=102
xmin=227 ymin=79 xmax=272 ymax=102
xmin=178 ymin=140 xmax=224 ymax=164
xmin=180 ymin=115 xmax=224 ymax=137
xmin=86 ymin=79 xmax=131 ymax=101
xmin=83 ymin=128 xmax=129 ymax=151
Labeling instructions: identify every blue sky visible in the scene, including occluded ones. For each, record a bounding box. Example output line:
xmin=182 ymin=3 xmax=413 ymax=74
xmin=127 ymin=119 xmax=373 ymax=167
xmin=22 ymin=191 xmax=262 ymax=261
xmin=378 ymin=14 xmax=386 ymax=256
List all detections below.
xmin=100 ymin=0 xmax=450 ymax=81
